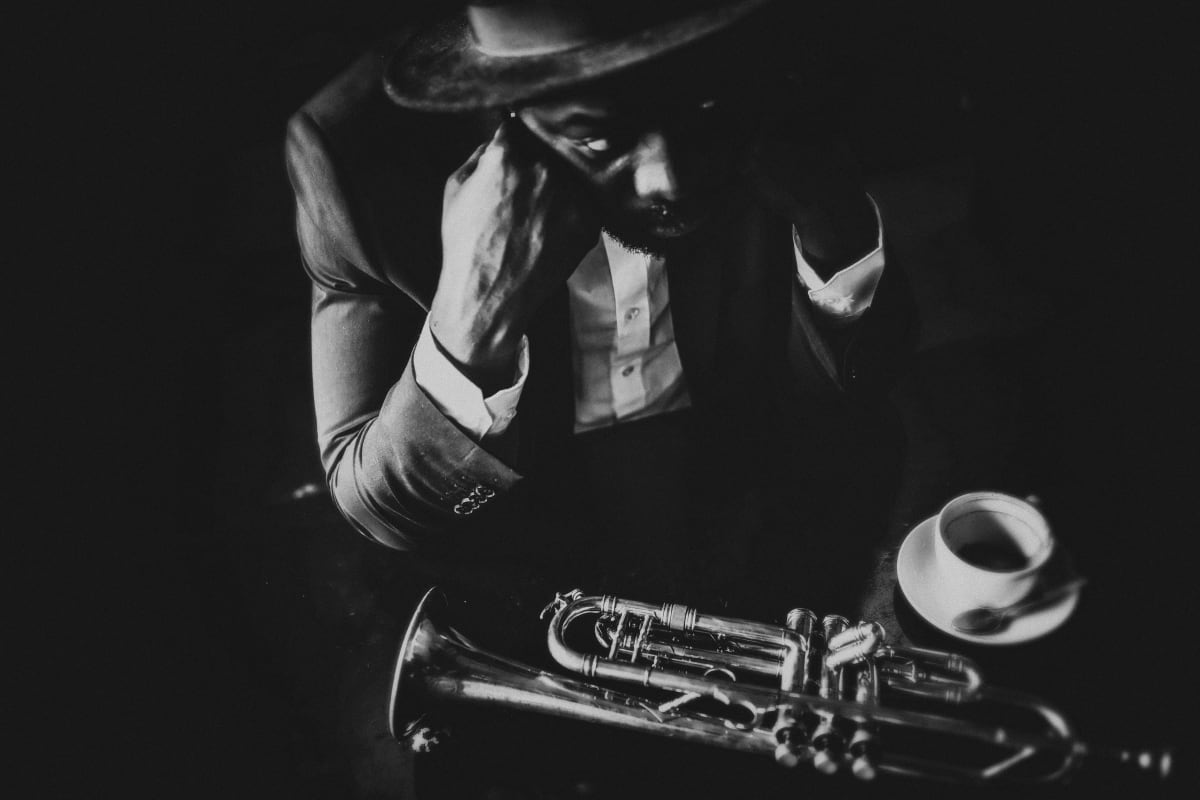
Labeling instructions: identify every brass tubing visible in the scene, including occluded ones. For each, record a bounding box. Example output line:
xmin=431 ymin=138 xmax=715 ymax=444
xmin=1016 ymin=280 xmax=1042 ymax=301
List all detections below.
xmin=485 ymin=589 xmax=1173 ymax=784
xmin=416 ymin=597 xmax=1088 ymax=759
xmin=585 ymin=596 xmax=980 ymax=703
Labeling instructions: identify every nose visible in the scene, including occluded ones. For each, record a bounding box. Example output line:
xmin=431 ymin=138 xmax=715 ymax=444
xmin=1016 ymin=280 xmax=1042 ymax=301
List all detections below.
xmin=631 ymin=132 xmax=682 ymax=202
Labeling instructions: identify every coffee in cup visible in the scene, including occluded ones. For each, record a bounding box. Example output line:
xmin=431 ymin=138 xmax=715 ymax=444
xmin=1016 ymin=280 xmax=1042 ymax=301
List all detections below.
xmin=932 ymin=492 xmax=1054 ymax=612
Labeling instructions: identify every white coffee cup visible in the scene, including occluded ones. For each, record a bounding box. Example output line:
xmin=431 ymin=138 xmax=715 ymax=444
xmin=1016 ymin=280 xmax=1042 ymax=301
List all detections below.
xmin=932 ymin=492 xmax=1054 ymax=612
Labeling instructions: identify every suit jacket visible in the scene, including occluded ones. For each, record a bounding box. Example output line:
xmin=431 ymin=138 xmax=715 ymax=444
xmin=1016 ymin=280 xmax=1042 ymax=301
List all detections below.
xmin=285 ymin=37 xmax=918 ymax=555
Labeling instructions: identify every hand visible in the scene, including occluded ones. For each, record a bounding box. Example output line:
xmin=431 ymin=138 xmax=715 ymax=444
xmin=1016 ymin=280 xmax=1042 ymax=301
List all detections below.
xmin=429 ymin=120 xmax=600 ymax=390
xmin=745 ymin=130 xmax=876 ymax=278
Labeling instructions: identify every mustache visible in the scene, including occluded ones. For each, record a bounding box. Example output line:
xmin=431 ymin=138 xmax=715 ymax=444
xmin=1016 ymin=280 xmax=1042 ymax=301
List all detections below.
xmin=601 ymin=198 xmax=706 ymax=227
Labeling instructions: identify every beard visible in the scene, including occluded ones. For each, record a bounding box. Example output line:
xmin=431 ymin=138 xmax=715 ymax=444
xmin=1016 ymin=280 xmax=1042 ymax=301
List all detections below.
xmin=599 ymin=223 xmax=674 ymax=258
xmin=597 ymin=204 xmax=709 ymax=258
xmin=590 ymin=164 xmax=750 ymax=258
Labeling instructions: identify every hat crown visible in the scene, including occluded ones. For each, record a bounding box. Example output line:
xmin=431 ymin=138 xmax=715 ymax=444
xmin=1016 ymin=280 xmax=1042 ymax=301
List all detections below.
xmin=386 ymin=0 xmax=774 ymax=110
xmin=466 ymin=1 xmax=732 ymax=57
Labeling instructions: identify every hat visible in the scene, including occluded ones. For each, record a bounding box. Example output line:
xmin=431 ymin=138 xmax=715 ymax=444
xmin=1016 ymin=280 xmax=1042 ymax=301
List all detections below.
xmin=384 ymin=0 xmax=776 ymax=111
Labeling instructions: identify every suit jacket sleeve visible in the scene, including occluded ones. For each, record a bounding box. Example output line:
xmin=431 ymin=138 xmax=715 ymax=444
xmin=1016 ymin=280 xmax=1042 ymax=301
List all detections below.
xmin=286 ymin=109 xmax=523 ymax=552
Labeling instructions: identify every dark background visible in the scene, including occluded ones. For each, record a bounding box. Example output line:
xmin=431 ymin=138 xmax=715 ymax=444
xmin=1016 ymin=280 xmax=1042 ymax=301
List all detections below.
xmin=47 ymin=1 xmax=1193 ymax=796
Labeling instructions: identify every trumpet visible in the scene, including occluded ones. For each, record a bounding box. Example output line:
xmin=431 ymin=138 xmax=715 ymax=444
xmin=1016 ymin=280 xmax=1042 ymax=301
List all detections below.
xmin=390 ymin=588 xmax=1173 ymax=785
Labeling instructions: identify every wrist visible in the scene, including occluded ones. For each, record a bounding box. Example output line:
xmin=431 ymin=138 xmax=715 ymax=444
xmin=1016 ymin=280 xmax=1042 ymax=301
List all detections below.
xmin=428 ymin=323 xmax=520 ymax=395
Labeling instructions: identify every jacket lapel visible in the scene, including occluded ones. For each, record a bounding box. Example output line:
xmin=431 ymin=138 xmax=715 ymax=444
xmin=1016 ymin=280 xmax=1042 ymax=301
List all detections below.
xmin=665 ymin=220 xmax=727 ymax=410
xmin=520 ymin=285 xmax=575 ymax=470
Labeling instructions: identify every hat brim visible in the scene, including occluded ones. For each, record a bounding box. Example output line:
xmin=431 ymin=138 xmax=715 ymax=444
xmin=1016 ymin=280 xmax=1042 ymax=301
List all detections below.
xmin=384 ymin=0 xmax=774 ymax=112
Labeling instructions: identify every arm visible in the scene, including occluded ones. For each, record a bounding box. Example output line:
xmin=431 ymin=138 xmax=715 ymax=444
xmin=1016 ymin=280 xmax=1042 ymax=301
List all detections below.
xmin=287 ymin=112 xmax=524 ymax=551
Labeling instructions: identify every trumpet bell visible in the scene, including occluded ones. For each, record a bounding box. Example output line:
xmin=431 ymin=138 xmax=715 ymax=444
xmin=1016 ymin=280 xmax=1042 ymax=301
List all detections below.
xmin=388 ymin=586 xmax=447 ymax=741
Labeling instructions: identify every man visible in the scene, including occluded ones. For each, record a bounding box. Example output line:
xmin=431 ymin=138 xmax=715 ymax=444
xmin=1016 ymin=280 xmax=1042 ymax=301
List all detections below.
xmin=287 ymin=0 xmax=915 ymax=611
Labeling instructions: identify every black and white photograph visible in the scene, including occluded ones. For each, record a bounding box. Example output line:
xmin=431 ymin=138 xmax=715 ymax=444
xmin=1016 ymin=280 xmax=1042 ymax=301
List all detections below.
xmin=59 ymin=1 xmax=1193 ymax=797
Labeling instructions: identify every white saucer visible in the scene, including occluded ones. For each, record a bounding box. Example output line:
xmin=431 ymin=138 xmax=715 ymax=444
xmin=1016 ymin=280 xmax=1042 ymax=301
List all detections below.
xmin=896 ymin=515 xmax=1080 ymax=645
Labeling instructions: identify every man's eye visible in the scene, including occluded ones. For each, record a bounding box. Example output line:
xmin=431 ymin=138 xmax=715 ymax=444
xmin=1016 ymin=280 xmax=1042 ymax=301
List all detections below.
xmin=575 ymin=138 xmax=611 ymax=153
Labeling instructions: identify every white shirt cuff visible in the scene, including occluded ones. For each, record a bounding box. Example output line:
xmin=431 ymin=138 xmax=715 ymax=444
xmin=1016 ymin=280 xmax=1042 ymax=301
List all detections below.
xmin=793 ymin=194 xmax=886 ymax=324
xmin=412 ymin=317 xmax=528 ymax=440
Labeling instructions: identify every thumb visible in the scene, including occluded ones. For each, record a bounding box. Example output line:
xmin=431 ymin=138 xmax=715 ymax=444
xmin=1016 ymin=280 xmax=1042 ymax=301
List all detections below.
xmin=443 ymin=139 xmax=491 ymax=211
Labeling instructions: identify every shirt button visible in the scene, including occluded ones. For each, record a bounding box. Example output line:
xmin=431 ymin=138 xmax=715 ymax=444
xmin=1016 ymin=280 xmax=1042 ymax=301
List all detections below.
xmin=624 ymin=307 xmax=641 ymax=322
xmin=620 ymin=364 xmax=635 ymax=377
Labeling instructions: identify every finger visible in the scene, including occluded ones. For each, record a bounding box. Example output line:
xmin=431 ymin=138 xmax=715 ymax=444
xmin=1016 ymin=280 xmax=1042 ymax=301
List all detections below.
xmin=481 ymin=118 xmax=522 ymax=171
xmin=496 ymin=116 xmax=572 ymax=181
xmin=451 ymin=140 xmax=490 ymax=186
xmin=493 ymin=115 xmax=538 ymax=161
xmin=444 ymin=136 xmax=496 ymax=210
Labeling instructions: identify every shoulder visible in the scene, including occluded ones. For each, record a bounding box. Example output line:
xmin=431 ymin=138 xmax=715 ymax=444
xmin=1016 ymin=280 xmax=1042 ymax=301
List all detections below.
xmin=285 ymin=33 xmax=489 ymax=300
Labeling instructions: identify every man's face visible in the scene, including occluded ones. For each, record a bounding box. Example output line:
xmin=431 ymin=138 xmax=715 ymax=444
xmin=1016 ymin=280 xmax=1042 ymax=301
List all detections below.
xmin=517 ymin=57 xmax=763 ymax=255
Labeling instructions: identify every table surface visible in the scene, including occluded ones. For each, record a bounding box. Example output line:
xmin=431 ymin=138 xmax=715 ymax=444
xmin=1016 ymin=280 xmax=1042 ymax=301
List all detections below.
xmin=204 ymin=284 xmax=1192 ymax=797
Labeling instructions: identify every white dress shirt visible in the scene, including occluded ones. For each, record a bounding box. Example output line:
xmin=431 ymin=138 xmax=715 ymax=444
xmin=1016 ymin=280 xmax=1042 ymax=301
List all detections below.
xmin=414 ymin=196 xmax=886 ymax=439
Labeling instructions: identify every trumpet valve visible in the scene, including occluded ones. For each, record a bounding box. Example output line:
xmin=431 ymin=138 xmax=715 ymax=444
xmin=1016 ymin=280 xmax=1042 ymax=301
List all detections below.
xmin=812 ymin=741 xmax=844 ymax=775
xmin=771 ymin=715 xmax=813 ymax=768
xmin=774 ymin=742 xmax=801 ymax=768
xmin=773 ymin=737 xmax=813 ymax=768
xmin=784 ymin=608 xmax=822 ymax=695
xmin=811 ymin=721 xmax=845 ymax=775
xmin=848 ymin=728 xmax=880 ymax=781
xmin=850 ymin=754 xmax=878 ymax=781
xmin=785 ymin=608 xmax=817 ymax=635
